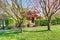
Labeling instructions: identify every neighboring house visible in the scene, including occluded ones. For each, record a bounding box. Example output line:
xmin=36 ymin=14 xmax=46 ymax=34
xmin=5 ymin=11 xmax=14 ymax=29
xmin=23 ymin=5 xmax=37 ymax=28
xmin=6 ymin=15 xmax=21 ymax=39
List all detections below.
xmin=22 ymin=8 xmax=42 ymax=27
xmin=23 ymin=8 xmax=42 ymax=20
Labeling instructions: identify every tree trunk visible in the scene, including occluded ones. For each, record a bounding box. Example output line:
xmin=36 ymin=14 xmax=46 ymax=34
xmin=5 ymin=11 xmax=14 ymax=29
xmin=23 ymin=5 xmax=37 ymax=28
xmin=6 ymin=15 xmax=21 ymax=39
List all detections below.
xmin=18 ymin=22 xmax=22 ymax=33
xmin=47 ymin=20 xmax=50 ymax=30
xmin=2 ymin=19 xmax=5 ymax=30
xmin=15 ymin=22 xmax=22 ymax=33
xmin=47 ymin=17 xmax=51 ymax=30
xmin=18 ymin=20 xmax=23 ymax=33
xmin=20 ymin=26 xmax=22 ymax=33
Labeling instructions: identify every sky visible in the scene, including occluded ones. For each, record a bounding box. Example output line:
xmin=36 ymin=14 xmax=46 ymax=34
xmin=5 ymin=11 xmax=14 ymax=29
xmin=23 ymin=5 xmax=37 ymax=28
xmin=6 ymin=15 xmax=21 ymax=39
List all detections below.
xmin=7 ymin=0 xmax=33 ymax=8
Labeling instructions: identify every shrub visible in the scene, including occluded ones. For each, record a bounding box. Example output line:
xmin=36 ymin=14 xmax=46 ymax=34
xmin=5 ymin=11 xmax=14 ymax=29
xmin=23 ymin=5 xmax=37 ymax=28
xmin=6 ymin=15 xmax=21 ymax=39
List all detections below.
xmin=5 ymin=19 xmax=15 ymax=29
xmin=22 ymin=19 xmax=29 ymax=27
xmin=35 ymin=19 xmax=47 ymax=26
xmin=39 ymin=20 xmax=47 ymax=26
xmin=35 ymin=17 xmax=60 ymax=26
xmin=55 ymin=17 xmax=60 ymax=24
xmin=35 ymin=19 xmax=41 ymax=26
xmin=51 ymin=17 xmax=60 ymax=25
xmin=51 ymin=19 xmax=57 ymax=25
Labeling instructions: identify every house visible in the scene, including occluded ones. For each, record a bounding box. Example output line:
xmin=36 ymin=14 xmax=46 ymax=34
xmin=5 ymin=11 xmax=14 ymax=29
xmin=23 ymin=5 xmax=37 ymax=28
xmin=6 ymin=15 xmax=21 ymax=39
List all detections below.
xmin=22 ymin=8 xmax=42 ymax=27
xmin=23 ymin=8 xmax=42 ymax=20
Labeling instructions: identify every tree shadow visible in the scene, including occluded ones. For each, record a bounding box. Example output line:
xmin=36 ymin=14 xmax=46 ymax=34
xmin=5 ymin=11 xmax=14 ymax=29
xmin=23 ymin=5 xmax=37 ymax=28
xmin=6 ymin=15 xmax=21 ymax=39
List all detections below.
xmin=0 ymin=30 xmax=50 ymax=37
xmin=23 ymin=30 xmax=49 ymax=32
xmin=0 ymin=30 xmax=20 ymax=37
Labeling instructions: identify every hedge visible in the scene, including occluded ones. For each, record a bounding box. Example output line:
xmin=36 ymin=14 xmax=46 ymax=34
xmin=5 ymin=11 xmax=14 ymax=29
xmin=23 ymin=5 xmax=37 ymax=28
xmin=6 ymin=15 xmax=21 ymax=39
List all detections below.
xmin=35 ymin=18 xmax=60 ymax=26
xmin=35 ymin=19 xmax=47 ymax=26
xmin=51 ymin=19 xmax=57 ymax=25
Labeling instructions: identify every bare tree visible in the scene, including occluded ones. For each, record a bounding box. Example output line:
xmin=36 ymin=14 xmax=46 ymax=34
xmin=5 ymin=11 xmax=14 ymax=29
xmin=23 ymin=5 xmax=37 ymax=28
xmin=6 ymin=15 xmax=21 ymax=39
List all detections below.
xmin=39 ymin=0 xmax=60 ymax=30
xmin=0 ymin=0 xmax=25 ymax=32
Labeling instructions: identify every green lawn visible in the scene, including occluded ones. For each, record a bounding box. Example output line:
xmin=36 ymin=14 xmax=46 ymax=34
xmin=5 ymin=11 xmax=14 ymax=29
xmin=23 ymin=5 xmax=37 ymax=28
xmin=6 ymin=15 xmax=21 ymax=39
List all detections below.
xmin=0 ymin=25 xmax=60 ymax=40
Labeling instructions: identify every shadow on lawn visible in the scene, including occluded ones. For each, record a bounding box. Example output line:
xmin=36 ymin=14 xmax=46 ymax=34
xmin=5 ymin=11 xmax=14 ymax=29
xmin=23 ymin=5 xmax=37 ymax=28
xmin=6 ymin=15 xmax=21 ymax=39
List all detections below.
xmin=23 ymin=30 xmax=49 ymax=32
xmin=0 ymin=30 xmax=20 ymax=37
xmin=0 ymin=30 xmax=49 ymax=37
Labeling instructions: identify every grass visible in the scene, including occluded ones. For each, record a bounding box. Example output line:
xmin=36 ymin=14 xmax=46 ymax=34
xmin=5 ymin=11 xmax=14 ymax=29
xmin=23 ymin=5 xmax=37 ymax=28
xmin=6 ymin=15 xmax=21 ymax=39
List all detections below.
xmin=0 ymin=25 xmax=60 ymax=40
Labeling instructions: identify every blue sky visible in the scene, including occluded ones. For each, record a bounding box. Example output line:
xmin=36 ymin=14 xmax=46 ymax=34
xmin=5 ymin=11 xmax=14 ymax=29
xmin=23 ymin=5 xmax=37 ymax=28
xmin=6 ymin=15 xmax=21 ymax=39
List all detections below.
xmin=7 ymin=0 xmax=33 ymax=8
